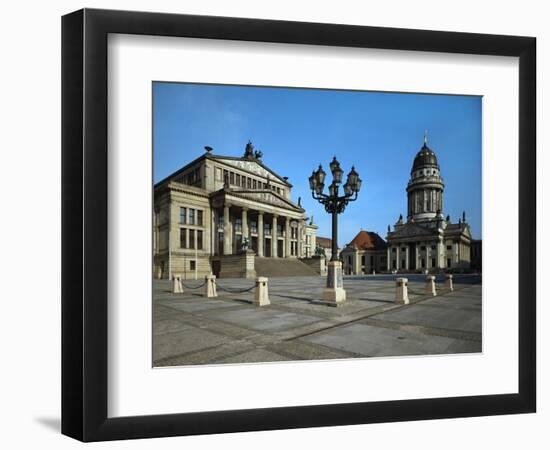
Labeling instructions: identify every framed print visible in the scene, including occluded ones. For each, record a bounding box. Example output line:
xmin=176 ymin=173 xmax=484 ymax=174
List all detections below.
xmin=61 ymin=8 xmax=536 ymax=442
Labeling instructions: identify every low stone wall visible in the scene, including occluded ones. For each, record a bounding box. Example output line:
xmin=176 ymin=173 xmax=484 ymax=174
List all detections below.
xmin=300 ymin=256 xmax=327 ymax=275
xmin=155 ymin=253 xmax=212 ymax=280
xmin=219 ymin=250 xmax=257 ymax=279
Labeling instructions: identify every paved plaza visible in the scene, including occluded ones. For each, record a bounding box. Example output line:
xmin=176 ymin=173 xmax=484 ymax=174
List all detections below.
xmin=153 ymin=274 xmax=482 ymax=367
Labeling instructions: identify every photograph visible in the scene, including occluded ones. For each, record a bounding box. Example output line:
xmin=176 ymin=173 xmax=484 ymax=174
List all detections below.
xmin=152 ymin=82 xmax=482 ymax=367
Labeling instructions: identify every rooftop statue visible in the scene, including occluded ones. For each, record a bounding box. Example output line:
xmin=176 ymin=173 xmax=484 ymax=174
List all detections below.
xmin=244 ymin=140 xmax=255 ymax=159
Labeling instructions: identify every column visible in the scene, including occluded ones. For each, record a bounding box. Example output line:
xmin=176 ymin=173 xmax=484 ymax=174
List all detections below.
xmin=453 ymin=241 xmax=459 ymax=266
xmin=257 ymin=212 xmax=264 ymax=257
xmin=396 ymin=246 xmax=400 ymax=271
xmin=405 ymin=246 xmax=410 ymax=270
xmin=297 ymin=220 xmax=303 ymax=258
xmin=241 ymin=208 xmax=249 ymax=244
xmin=223 ymin=204 xmax=232 ymax=255
xmin=272 ymin=215 xmax=278 ymax=258
xmin=285 ymin=217 xmax=291 ymax=258
xmin=386 ymin=247 xmax=391 ymax=271
xmin=436 ymin=240 xmax=442 ymax=268
xmin=426 ymin=245 xmax=431 ymax=269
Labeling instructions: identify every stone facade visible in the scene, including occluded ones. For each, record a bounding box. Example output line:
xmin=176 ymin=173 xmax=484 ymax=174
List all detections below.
xmin=341 ymin=230 xmax=387 ymax=275
xmin=385 ymin=135 xmax=472 ymax=272
xmin=153 ymin=142 xmax=316 ymax=279
xmin=315 ymin=236 xmax=339 ymax=261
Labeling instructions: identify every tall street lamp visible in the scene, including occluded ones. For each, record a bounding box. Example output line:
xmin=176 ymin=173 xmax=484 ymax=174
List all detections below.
xmin=309 ymin=157 xmax=362 ymax=305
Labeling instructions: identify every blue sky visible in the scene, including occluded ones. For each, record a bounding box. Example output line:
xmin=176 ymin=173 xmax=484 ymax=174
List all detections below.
xmin=153 ymin=82 xmax=482 ymax=244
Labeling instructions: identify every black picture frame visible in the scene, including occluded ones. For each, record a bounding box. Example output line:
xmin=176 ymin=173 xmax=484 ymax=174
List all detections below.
xmin=62 ymin=8 xmax=536 ymax=442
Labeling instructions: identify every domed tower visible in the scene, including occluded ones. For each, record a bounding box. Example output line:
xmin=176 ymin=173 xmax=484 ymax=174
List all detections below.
xmin=406 ymin=132 xmax=445 ymax=223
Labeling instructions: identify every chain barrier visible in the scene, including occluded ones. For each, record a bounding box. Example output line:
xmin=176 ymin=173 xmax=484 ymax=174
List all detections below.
xmin=179 ymin=279 xmax=207 ymax=289
xmin=216 ymin=283 xmax=256 ymax=294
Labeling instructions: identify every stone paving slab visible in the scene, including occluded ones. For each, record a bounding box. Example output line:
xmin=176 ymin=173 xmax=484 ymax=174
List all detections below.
xmin=371 ymin=303 xmax=482 ymax=334
xmin=301 ymin=322 xmax=480 ymax=357
xmin=161 ymin=298 xmax=242 ymax=313
xmin=205 ymin=308 xmax=323 ymax=332
xmin=215 ymin=349 xmax=290 ymax=364
xmin=154 ymin=327 xmax=229 ymax=361
xmin=152 ymin=275 xmax=482 ymax=366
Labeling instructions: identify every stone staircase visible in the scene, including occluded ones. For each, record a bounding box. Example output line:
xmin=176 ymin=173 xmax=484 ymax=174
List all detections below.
xmin=254 ymin=257 xmax=320 ymax=278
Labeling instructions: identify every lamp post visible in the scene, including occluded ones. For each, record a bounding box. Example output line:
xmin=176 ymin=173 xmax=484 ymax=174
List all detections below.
xmin=309 ymin=157 xmax=361 ymax=305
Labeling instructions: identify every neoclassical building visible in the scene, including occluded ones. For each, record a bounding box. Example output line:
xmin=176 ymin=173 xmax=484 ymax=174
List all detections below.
xmin=341 ymin=230 xmax=387 ymax=275
xmin=386 ymin=135 xmax=472 ymax=272
xmin=153 ymin=142 xmax=317 ymax=279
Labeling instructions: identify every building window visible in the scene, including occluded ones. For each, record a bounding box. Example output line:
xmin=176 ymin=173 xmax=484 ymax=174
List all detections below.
xmin=179 ymin=229 xmax=187 ymax=248
xmin=223 ymin=169 xmax=228 ymax=184
xmin=431 ymin=258 xmax=436 ymax=267
xmin=392 ymin=248 xmax=396 ymax=253
xmin=253 ymin=179 xmax=257 ymax=189
xmin=371 ymin=255 xmax=374 ymax=266
xmin=189 ymin=209 xmax=195 ymax=225
xmin=190 ymin=260 xmax=196 ymax=271
xmin=264 ymin=223 xmax=271 ymax=236
xmin=431 ymin=245 xmax=436 ymax=250
xmin=197 ymin=230 xmax=203 ymax=250
xmin=361 ymin=255 xmax=366 ymax=266
xmin=420 ymin=246 xmax=426 ymax=251
xmin=180 ymin=207 xmax=187 ymax=224
xmin=447 ymin=258 xmax=451 ymax=268
xmin=250 ymin=220 xmax=257 ymax=234
xmin=401 ymin=260 xmax=405 ymax=269
xmin=234 ymin=218 xmax=242 ymax=233
xmin=247 ymin=178 xmax=252 ymax=189
xmin=189 ymin=229 xmax=195 ymax=249
xmin=446 ymin=245 xmax=452 ymax=250
xmin=215 ymin=167 xmax=222 ymax=181
xmin=230 ymin=172 xmax=235 ymax=185
xmin=236 ymin=174 xmax=241 ymax=186
xmin=197 ymin=210 xmax=203 ymax=227
xmin=421 ymin=258 xmax=425 ymax=268
xmin=392 ymin=260 xmax=396 ymax=269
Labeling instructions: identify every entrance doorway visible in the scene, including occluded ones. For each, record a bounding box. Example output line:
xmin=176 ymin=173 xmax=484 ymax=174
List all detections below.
xmin=408 ymin=243 xmax=416 ymax=270
xmin=277 ymin=240 xmax=284 ymax=257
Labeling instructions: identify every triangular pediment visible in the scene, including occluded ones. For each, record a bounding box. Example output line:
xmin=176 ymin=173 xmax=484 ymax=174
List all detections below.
xmin=229 ymin=189 xmax=303 ymax=211
xmin=215 ymin=158 xmax=288 ymax=185
xmin=391 ymin=222 xmax=435 ymax=238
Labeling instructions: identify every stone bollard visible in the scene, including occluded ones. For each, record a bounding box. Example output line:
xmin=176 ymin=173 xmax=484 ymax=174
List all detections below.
xmin=204 ymin=274 xmax=217 ymax=298
xmin=395 ymin=278 xmax=409 ymax=304
xmin=172 ymin=275 xmax=183 ymax=294
xmin=425 ymin=275 xmax=437 ymax=296
xmin=445 ymin=274 xmax=454 ymax=291
xmin=253 ymin=276 xmax=270 ymax=306
xmin=372 ymin=270 xmax=376 ymax=276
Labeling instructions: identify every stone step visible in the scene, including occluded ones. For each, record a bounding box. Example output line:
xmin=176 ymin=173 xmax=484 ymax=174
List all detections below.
xmin=254 ymin=257 xmax=320 ymax=278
